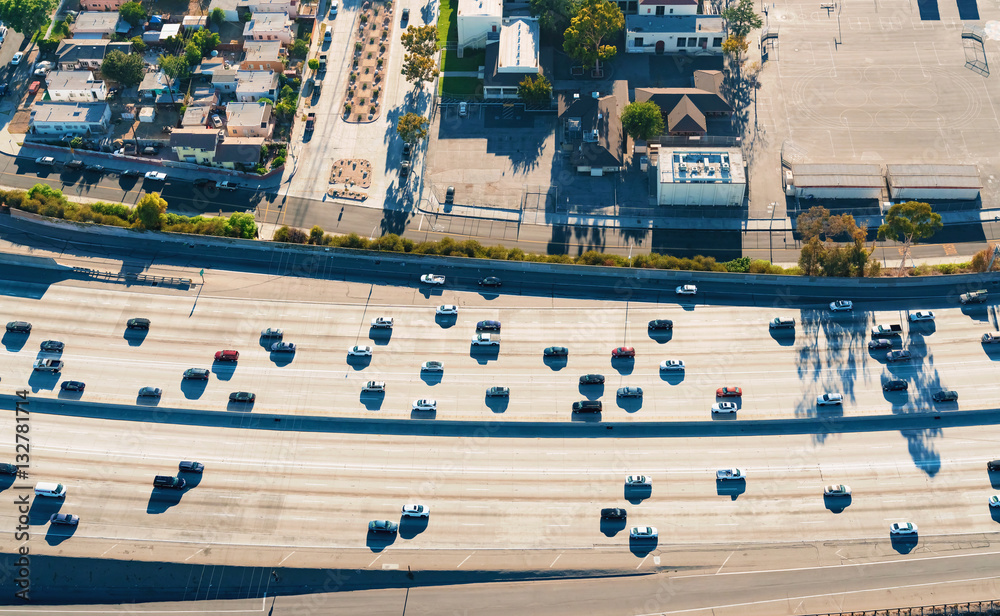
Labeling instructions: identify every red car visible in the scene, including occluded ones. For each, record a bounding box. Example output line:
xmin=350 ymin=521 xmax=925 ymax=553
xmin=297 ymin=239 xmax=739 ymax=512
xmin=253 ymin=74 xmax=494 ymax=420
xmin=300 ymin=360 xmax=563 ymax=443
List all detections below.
xmin=716 ymin=387 xmax=742 ymax=398
xmin=27 ymin=81 xmax=40 ymax=95
xmin=612 ymin=346 xmax=635 ymax=358
xmin=214 ymin=349 xmax=239 ymax=361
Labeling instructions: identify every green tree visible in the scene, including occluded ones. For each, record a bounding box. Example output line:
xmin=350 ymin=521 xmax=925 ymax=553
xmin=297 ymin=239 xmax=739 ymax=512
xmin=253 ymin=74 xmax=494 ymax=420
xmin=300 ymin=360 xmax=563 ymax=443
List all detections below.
xmin=228 ymin=212 xmax=257 ymax=239
xmin=0 ymin=0 xmax=56 ymax=35
xmin=562 ymin=0 xmax=623 ymax=72
xmin=529 ymin=0 xmax=576 ymax=37
xmin=130 ymin=35 xmax=147 ymax=53
xmin=721 ymin=35 xmax=749 ymax=58
xmin=118 ymin=1 xmax=147 ymax=27
xmin=798 ymin=236 xmax=824 ymax=276
xmin=877 ymin=201 xmax=943 ymax=275
xmin=210 ymin=7 xmax=226 ymax=25
xmin=517 ymin=74 xmax=552 ymax=104
xmin=158 ymin=53 xmax=189 ymax=103
xmin=290 ymin=38 xmax=309 ymax=58
xmin=621 ymin=100 xmax=664 ymax=141
xmin=309 ymin=225 xmax=325 ymax=244
xmin=721 ymin=0 xmax=762 ymax=40
xmin=132 ymin=192 xmax=167 ymax=230
xmin=396 ymin=112 xmax=429 ymax=143
xmin=190 ymin=29 xmax=220 ymax=55
xmin=101 ymin=50 xmax=145 ymax=87
xmin=308 ymin=58 xmax=319 ymax=71
xmin=184 ymin=41 xmax=202 ymax=66
xmin=401 ymin=53 xmax=438 ymax=87
xmin=400 ymin=24 xmax=437 ymax=56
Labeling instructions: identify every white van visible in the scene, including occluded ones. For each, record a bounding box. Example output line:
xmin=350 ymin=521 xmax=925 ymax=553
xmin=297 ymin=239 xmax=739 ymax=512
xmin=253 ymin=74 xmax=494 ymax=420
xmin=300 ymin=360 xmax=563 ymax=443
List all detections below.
xmin=34 ymin=482 xmax=66 ymax=498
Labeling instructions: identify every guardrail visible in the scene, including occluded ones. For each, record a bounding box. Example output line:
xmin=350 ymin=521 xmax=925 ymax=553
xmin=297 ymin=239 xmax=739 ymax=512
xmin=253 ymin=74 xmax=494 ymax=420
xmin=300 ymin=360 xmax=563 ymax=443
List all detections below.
xmin=71 ymin=267 xmax=193 ymax=288
xmin=809 ymin=601 xmax=1000 ymax=615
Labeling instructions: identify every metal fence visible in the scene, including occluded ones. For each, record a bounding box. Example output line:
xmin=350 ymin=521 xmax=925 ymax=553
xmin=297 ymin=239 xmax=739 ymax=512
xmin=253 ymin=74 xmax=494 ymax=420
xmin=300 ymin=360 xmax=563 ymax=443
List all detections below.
xmin=72 ymin=267 xmax=193 ymax=289
xmin=809 ymin=601 xmax=1000 ymax=616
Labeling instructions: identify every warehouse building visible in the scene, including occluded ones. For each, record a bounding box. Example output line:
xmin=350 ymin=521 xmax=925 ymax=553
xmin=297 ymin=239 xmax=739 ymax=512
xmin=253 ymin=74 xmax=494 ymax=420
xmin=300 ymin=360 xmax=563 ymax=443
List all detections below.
xmin=886 ymin=164 xmax=981 ymax=201
xmin=784 ymin=164 xmax=884 ymax=200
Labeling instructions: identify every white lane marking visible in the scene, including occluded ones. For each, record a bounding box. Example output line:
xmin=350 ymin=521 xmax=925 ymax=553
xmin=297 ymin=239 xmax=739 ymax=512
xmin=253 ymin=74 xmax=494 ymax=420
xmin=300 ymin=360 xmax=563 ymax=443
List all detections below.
xmin=99 ymin=543 xmax=119 ymax=558
xmin=640 ymin=575 xmax=1000 ymax=615
xmin=184 ymin=548 xmax=205 ymax=562
xmin=367 ymin=554 xmax=382 ymax=567
xmin=636 ymin=554 xmax=649 ymax=569
xmin=715 ymin=550 xmax=734 ymax=574
xmin=550 ymin=554 xmax=561 ymax=568
xmin=457 ymin=554 xmax=473 ymax=568
xmin=278 ymin=551 xmax=296 ymax=565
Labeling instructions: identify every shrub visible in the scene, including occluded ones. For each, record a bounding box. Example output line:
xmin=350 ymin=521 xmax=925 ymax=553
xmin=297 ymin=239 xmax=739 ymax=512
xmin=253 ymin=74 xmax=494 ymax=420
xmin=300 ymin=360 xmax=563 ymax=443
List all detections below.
xmin=273 ymin=226 xmax=308 ymax=243
xmin=936 ymin=263 xmax=958 ymax=275
xmin=272 ymin=156 xmax=285 ymax=167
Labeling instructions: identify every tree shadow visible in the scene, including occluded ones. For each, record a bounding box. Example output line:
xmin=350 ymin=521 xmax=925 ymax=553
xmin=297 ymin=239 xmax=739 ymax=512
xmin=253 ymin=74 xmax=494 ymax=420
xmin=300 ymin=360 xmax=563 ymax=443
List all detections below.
xmin=716 ymin=479 xmax=746 ymax=501
xmin=398 ymin=516 xmax=428 ymax=540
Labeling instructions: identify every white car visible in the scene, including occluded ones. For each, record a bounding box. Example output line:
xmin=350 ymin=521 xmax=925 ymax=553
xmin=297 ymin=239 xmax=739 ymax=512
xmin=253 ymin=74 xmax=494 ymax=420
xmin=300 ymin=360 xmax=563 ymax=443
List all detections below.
xmin=889 ymin=522 xmax=917 ymax=536
xmin=10 ymin=51 xmax=22 ymax=65
xmin=362 ymin=380 xmax=385 ymax=392
xmin=908 ymin=311 xmax=935 ymax=322
xmin=144 ymin=171 xmax=167 ymax=181
xmin=371 ymin=317 xmax=394 ymax=329
xmin=436 ymin=304 xmax=458 ymax=316
xmin=471 ymin=334 xmax=499 ymax=346
xmin=816 ymin=393 xmax=843 ymax=406
xmin=330 ymin=0 xmax=338 ymax=15
xmin=421 ymin=361 xmax=443 ymax=371
xmin=412 ymin=399 xmax=437 ymax=411
xmin=660 ymin=359 xmax=684 ymax=371
xmin=625 ymin=475 xmax=651 ymax=486
xmin=990 ymin=495 xmax=1000 ymax=508
xmin=630 ymin=526 xmax=657 ymax=539
xmin=401 ymin=504 xmax=429 ymax=518
xmin=829 ymin=300 xmax=853 ymax=312
xmin=716 ymin=468 xmax=745 ymax=480
xmin=348 ymin=345 xmax=372 ymax=357
xmin=824 ymin=484 xmax=852 ymax=497
xmin=711 ymin=402 xmax=737 ymax=414
xmin=421 ymin=274 xmax=445 ymax=285
xmin=675 ymin=284 xmax=697 ymax=296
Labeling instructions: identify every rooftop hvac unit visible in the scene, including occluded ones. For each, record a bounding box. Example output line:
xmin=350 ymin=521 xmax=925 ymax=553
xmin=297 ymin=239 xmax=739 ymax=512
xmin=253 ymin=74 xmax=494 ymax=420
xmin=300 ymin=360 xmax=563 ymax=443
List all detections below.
xmin=721 ymin=162 xmax=730 ymax=170
xmin=679 ymin=162 xmax=687 ymax=170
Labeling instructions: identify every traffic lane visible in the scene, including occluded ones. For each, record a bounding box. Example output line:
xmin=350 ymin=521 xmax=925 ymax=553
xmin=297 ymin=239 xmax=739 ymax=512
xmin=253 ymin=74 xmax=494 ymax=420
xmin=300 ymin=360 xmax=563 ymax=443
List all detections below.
xmin=2 ymin=214 xmax=997 ymax=310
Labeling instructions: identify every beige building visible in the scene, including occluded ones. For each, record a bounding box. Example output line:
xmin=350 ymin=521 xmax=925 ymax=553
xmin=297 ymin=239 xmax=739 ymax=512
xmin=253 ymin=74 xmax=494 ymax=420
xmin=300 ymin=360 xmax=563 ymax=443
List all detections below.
xmin=225 ymin=101 xmax=274 ymax=138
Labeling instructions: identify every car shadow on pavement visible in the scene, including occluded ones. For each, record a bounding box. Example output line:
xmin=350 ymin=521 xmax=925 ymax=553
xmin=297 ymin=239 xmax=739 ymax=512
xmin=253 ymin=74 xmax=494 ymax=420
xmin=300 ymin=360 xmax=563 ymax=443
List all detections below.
xmin=823 ymin=495 xmax=852 ymax=513
xmin=45 ymin=524 xmax=77 ymax=546
xmin=410 ymin=408 xmax=436 ymax=420
xmin=269 ymin=351 xmax=294 ymax=367
xmin=27 ymin=371 xmax=58 ymax=392
xmin=616 ymin=397 xmax=642 ymax=413
xmin=470 ymin=347 xmax=499 ymax=364
xmin=399 ymin=517 xmax=428 ymax=540
xmin=28 ymin=499 xmax=62 ymax=525
xmin=366 ymin=532 xmax=396 ymax=552
xmin=146 ymin=489 xmax=184 ymax=514
xmin=369 ymin=328 xmax=393 ymax=346
xmin=579 ymin=383 xmax=604 ymax=399
xmin=989 ymin=469 xmax=1000 ymax=490
xmin=982 ymin=344 xmax=1000 ymax=361
xmin=2 ymin=331 xmax=28 ymax=352
xmin=769 ymin=329 xmax=795 ymax=346
xmin=659 ymin=370 xmax=684 ymax=385
xmin=624 ymin=486 xmax=650 ymax=504
xmin=56 ymin=388 xmax=83 ymax=401
xmin=716 ymin=479 xmax=746 ymax=500
xmin=211 ymin=361 xmax=236 ymax=381
xmin=485 ymin=395 xmax=509 ymax=413
xmin=361 ymin=392 xmax=385 ymax=411
xmin=180 ymin=379 xmax=208 ymax=400
xmin=571 ymin=411 xmax=602 ymax=422
xmin=124 ymin=329 xmax=147 ymax=347
xmin=434 ymin=314 xmax=457 ymax=328
xmin=600 ymin=518 xmax=627 ymax=537
xmin=543 ymin=356 xmax=567 ymax=371
xmin=227 ymin=400 xmax=255 ymax=412
xmin=136 ymin=395 xmax=160 ymax=407
xmin=710 ymin=412 xmax=738 ymax=421
xmin=419 ymin=288 xmax=443 ymax=299
xmin=0 ymin=475 xmax=14 ymax=493
xmin=419 ymin=371 xmax=442 ymax=386
xmin=611 ymin=358 xmax=634 ymax=376
xmin=347 ymin=355 xmax=372 ymax=370
xmin=991 ymin=507 xmax=1000 ymax=524
xmin=648 ymin=330 xmax=672 ymax=344
xmin=629 ymin=538 xmax=657 ymax=557
xmin=890 ymin=535 xmax=918 ymax=554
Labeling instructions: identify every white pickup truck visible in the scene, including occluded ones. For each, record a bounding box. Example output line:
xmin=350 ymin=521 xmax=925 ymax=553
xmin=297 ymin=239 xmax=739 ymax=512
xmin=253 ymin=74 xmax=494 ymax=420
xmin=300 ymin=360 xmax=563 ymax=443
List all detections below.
xmin=716 ymin=468 xmax=745 ymax=481
xmin=471 ymin=334 xmax=500 ymax=346
xmin=33 ymin=359 xmax=63 ymax=372
xmin=370 ymin=317 xmax=394 ymax=329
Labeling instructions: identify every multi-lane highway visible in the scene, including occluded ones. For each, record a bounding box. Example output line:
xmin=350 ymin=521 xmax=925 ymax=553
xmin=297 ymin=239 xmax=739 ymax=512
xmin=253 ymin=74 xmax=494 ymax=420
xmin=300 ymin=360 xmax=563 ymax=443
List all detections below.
xmin=3 ymin=256 xmax=1000 ymax=613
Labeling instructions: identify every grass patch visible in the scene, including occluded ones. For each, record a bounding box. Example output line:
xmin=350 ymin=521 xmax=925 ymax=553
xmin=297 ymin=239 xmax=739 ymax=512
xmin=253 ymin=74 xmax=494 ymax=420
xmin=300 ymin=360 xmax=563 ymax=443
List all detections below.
xmin=437 ymin=0 xmax=458 ymax=46
xmin=441 ymin=48 xmax=485 ymax=72
xmin=439 ymin=75 xmax=481 ymax=98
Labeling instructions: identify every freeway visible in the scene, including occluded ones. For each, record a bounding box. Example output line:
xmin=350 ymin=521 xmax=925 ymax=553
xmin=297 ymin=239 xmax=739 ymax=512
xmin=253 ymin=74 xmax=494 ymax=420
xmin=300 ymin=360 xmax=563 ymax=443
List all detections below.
xmin=2 ymin=258 xmax=1000 ymax=421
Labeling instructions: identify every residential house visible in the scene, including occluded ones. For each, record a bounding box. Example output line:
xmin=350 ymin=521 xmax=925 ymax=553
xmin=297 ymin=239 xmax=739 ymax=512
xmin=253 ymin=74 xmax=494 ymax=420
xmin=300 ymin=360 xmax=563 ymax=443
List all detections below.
xmin=482 ymin=18 xmax=541 ymax=100
xmin=207 ymin=0 xmax=251 ymax=22
xmin=181 ymin=105 xmax=211 ymax=127
xmin=457 ymin=0 xmax=502 ymax=51
xmin=215 ymin=137 xmax=265 ymax=170
xmin=235 ymin=70 xmax=279 ymax=102
xmin=625 ymin=15 xmax=724 ymax=54
xmin=243 ymin=12 xmax=293 ymax=45
xmin=45 ymin=71 xmax=107 ymax=102
xmin=182 ymin=16 xmax=208 ymax=31
xmin=189 ymin=86 xmax=220 ymax=107
xmin=225 ymin=101 xmax=274 ymax=138
xmin=138 ymin=71 xmax=182 ymax=102
xmin=212 ymin=68 xmax=240 ymax=93
xmin=71 ymin=11 xmax=122 ymax=38
xmin=195 ymin=58 xmax=228 ymax=77
xmin=157 ymin=23 xmax=182 ymax=42
xmin=170 ymin=128 xmax=222 ymax=164
xmin=633 ymin=70 xmax=732 ymax=136
xmin=30 ymin=102 xmax=111 ymax=136
xmin=557 ymin=86 xmax=625 ymax=176
xmin=240 ymin=40 xmax=284 ymax=72
xmin=81 ymin=0 xmax=125 ymax=10
xmin=249 ymin=0 xmax=298 ymax=18
xmin=55 ymin=39 xmax=130 ymax=70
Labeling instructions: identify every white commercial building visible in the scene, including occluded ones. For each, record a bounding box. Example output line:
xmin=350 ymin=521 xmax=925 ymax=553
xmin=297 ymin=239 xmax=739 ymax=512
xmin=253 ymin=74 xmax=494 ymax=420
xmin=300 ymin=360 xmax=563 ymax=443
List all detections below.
xmin=655 ymin=149 xmax=745 ymax=206
xmin=457 ymin=0 xmax=502 ymax=51
xmin=785 ymin=164 xmax=884 ymax=200
xmin=886 ymin=164 xmax=981 ymax=201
